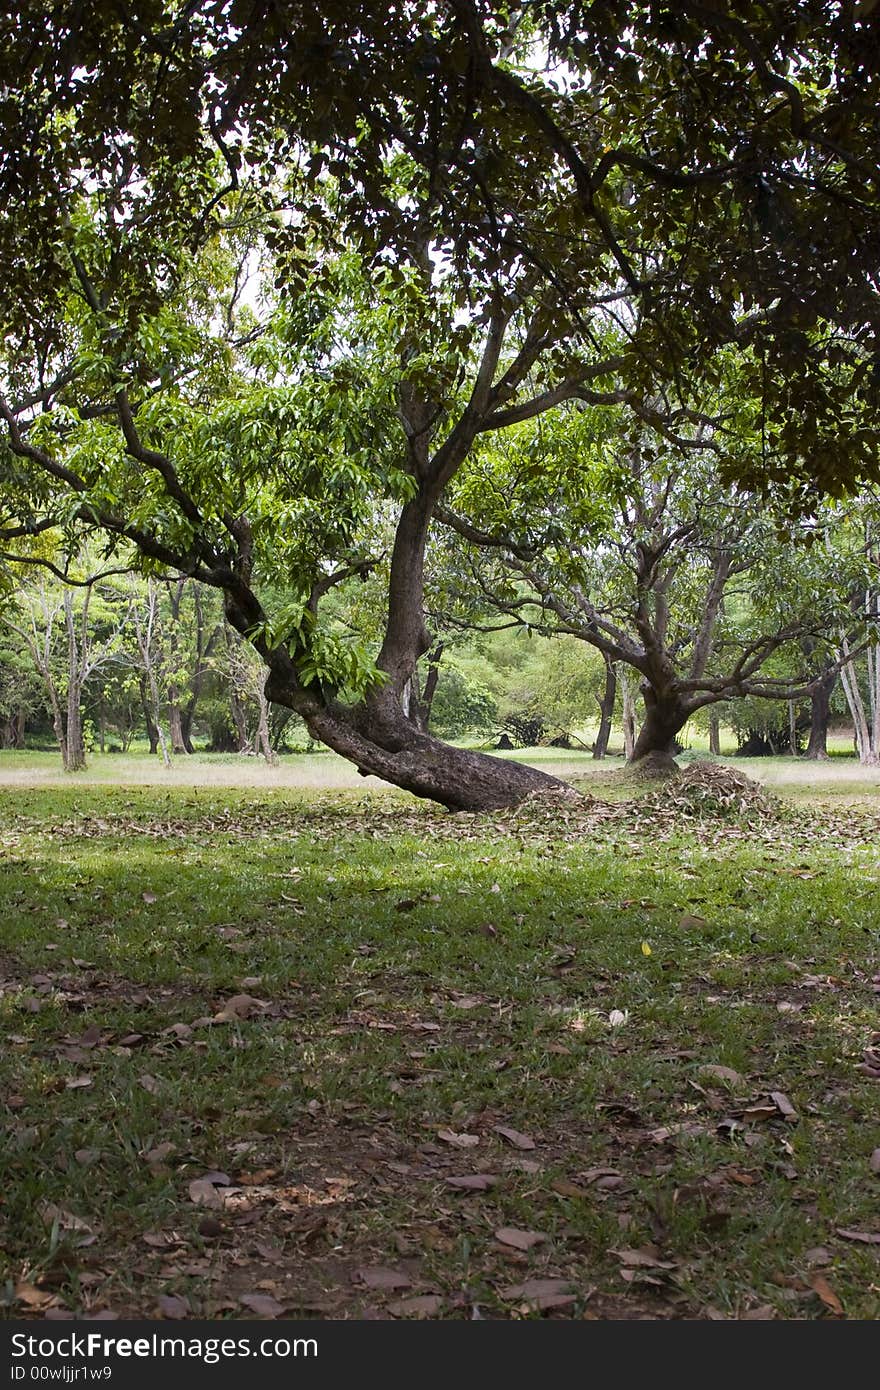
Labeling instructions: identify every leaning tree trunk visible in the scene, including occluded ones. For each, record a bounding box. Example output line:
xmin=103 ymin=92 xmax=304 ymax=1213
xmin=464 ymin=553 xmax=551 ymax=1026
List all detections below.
xmin=233 ymin=491 xmax=578 ymax=812
xmin=593 ymin=658 xmax=616 ymax=759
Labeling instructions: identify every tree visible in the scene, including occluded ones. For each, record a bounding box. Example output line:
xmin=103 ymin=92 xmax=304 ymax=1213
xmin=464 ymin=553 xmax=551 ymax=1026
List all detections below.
xmin=1 ymin=566 xmax=131 ymax=771
xmin=440 ymin=410 xmax=878 ymax=764
xmin=2 ymin=5 xmax=880 ymax=807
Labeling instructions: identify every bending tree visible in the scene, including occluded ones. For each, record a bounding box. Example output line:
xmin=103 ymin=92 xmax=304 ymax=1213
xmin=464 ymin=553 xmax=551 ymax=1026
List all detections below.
xmin=2 ymin=3 xmax=880 ymax=806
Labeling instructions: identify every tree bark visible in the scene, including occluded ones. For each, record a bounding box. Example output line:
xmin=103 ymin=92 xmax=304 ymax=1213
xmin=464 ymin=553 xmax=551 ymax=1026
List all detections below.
xmin=140 ymin=676 xmax=160 ymax=754
xmin=621 ymin=670 xmax=637 ymax=761
xmin=63 ymin=590 xmax=86 ymax=772
xmin=708 ymin=710 xmax=721 ymax=756
xmin=805 ymin=669 xmax=836 ymax=759
xmin=592 ymin=658 xmax=616 ymax=759
xmin=629 ymin=687 xmax=687 ymax=766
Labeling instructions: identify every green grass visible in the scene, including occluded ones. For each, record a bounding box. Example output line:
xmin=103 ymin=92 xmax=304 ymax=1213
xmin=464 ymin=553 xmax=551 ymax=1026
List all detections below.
xmin=1 ymin=778 xmax=880 ymax=1320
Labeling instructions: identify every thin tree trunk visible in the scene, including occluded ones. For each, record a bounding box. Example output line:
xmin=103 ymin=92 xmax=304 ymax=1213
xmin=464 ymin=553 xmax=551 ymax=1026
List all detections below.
xmin=593 ymin=658 xmax=616 ymax=759
xmin=838 ymin=635 xmax=879 ymax=766
xmin=140 ymin=676 xmax=160 ymax=754
xmin=256 ymin=685 xmax=278 ymax=766
xmin=621 ymin=670 xmax=637 ymax=761
xmin=63 ymin=590 xmax=86 ymax=772
xmin=708 ymin=710 xmax=721 ymax=756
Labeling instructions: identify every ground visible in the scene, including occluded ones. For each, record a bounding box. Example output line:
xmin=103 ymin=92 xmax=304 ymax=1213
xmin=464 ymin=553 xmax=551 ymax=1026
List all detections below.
xmin=1 ymin=749 xmax=879 ymax=1320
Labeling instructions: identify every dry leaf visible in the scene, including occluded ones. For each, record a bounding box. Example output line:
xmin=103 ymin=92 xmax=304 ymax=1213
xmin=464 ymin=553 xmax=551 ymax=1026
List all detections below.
xmin=494 ymin=1227 xmax=547 ymax=1251
xmin=437 ymin=1128 xmax=480 ymax=1149
xmin=15 ymin=1283 xmax=59 ymax=1310
xmin=445 ymin=1174 xmax=498 ymax=1191
xmin=65 ymin=1075 xmax=93 ymax=1090
xmin=493 ymin=1125 xmax=536 ymax=1150
xmin=388 ymin=1295 xmax=444 ymax=1318
xmin=239 ymin=1293 xmax=284 ymax=1317
xmin=770 ymin=1091 xmax=798 ymax=1121
xmin=138 ymin=1073 xmax=161 ymax=1095
xmin=356 ymin=1267 xmax=412 ymax=1291
xmin=611 ymin=1247 xmax=677 ymax=1270
xmin=188 ymin=1178 xmax=222 ymax=1208
xmin=870 ymin=1149 xmax=880 ymax=1174
xmin=808 ymin=1274 xmax=844 ymax=1315
xmin=143 ymin=1142 xmax=176 ymax=1166
xmin=835 ymin=1228 xmax=880 ymax=1244
xmin=701 ymin=1064 xmax=744 ymax=1086
xmin=213 ymin=993 xmax=265 ymax=1023
xmin=142 ymin=892 xmax=158 ymax=904
xmin=499 ymin=1278 xmax=576 ymax=1310
xmin=156 ymin=1294 xmax=189 ymax=1320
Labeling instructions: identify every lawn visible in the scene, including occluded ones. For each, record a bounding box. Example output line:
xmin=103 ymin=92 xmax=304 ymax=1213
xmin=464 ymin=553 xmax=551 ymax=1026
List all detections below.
xmin=1 ymin=761 xmax=879 ymax=1320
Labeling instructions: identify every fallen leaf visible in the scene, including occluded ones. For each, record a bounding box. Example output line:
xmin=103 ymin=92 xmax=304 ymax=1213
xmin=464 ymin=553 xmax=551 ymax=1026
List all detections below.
xmin=611 ymin=1247 xmax=677 ymax=1270
xmin=143 ymin=1142 xmax=176 ymax=1166
xmin=445 ymin=1174 xmax=499 ymax=1191
xmin=15 ymin=1283 xmax=60 ymax=1310
xmin=65 ymin=1075 xmax=93 ymax=1090
xmin=239 ymin=1293 xmax=284 ymax=1317
xmin=679 ymin=914 xmax=707 ymax=930
xmin=808 ymin=1274 xmax=844 ymax=1316
xmin=835 ymin=1228 xmax=880 ymax=1244
xmin=701 ymin=1064 xmax=745 ymax=1086
xmin=494 ymin=1227 xmax=547 ymax=1251
xmin=74 ymin=1148 xmax=101 ymax=1166
xmin=770 ymin=1091 xmax=798 ymax=1122
xmin=356 ymin=1267 xmax=412 ymax=1291
xmin=142 ymin=892 xmax=158 ymax=904
xmin=156 ymin=1294 xmax=189 ymax=1320
xmin=213 ymin=993 xmax=265 ymax=1023
xmin=551 ymin=1179 xmax=589 ymax=1198
xmin=188 ymin=1178 xmax=222 ymax=1208
xmin=870 ymin=1149 xmax=880 ymax=1174
xmin=493 ymin=1125 xmax=536 ymax=1150
xmin=437 ymin=1128 xmax=480 ymax=1149
xmin=499 ymin=1278 xmax=576 ymax=1310
xmin=138 ymin=1074 xmax=161 ymax=1095
xmin=388 ymin=1295 xmax=444 ymax=1318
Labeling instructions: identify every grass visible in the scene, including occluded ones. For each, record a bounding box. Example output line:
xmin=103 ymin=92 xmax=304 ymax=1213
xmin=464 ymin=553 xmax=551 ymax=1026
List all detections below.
xmin=1 ymin=768 xmax=879 ymax=1321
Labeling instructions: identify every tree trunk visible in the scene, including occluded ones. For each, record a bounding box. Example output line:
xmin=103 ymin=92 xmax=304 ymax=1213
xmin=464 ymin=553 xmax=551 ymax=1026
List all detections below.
xmin=168 ymin=693 xmax=189 ymax=754
xmin=63 ymin=590 xmax=86 ymax=772
xmin=592 ymin=658 xmax=616 ymax=759
xmin=140 ymin=676 xmax=160 ymax=754
xmin=805 ymin=669 xmax=836 ymax=759
xmin=64 ymin=685 xmax=87 ymax=772
xmin=629 ymin=687 xmax=687 ymax=767
xmin=708 ymin=710 xmax=721 ymax=756
xmin=839 ymin=633 xmax=879 ymax=766
xmin=263 ymin=666 xmax=574 ymax=812
xmin=256 ymin=685 xmax=278 ymax=766
xmin=620 ymin=670 xmax=637 ymax=760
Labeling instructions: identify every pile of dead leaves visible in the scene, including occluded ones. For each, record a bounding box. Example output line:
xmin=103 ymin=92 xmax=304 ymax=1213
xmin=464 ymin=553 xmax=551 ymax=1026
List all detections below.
xmin=641 ymin=762 xmax=781 ymax=822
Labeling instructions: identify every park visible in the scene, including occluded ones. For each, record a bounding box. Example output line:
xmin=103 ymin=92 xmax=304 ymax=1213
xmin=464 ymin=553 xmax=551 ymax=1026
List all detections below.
xmin=1 ymin=0 xmax=879 ymax=1326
